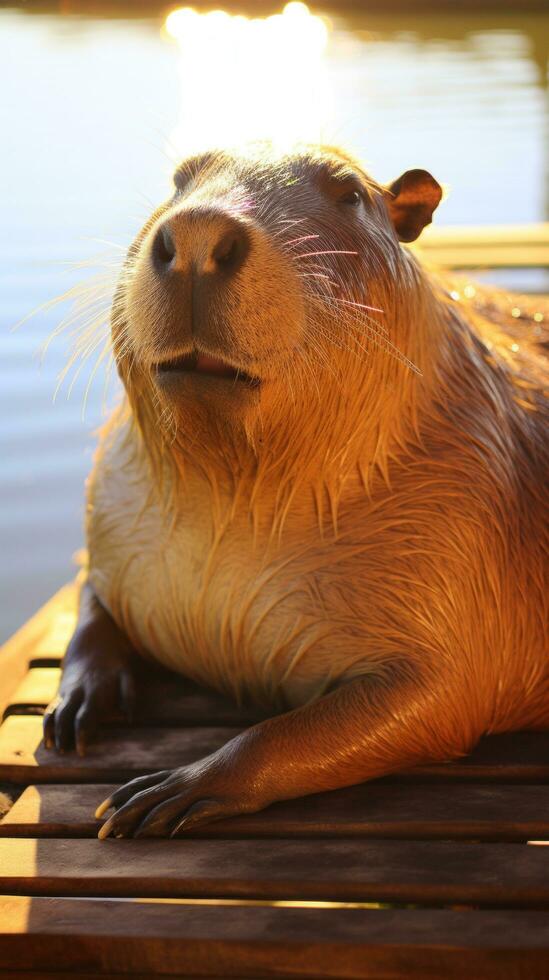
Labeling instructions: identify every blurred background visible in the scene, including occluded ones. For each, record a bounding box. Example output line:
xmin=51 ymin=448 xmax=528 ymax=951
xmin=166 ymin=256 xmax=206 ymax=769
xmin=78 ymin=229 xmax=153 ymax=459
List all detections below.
xmin=1 ymin=0 xmax=548 ymax=643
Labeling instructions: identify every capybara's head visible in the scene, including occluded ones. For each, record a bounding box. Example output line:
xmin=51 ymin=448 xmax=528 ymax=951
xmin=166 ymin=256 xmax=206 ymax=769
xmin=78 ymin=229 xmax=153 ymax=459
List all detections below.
xmin=113 ymin=144 xmax=441 ymax=443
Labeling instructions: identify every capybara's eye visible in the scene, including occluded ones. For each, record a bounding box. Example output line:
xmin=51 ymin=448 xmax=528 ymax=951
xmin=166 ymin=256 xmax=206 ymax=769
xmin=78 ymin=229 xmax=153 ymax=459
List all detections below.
xmin=338 ymin=189 xmax=362 ymax=207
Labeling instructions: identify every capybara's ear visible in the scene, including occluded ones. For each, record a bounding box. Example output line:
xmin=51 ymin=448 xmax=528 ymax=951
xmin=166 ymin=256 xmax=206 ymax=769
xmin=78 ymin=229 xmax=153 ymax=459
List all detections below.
xmin=384 ymin=169 xmax=442 ymax=243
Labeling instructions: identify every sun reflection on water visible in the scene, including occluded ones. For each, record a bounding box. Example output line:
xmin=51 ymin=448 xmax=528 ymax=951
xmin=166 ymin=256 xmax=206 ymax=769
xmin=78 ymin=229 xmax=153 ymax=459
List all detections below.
xmin=163 ymin=2 xmax=332 ymax=158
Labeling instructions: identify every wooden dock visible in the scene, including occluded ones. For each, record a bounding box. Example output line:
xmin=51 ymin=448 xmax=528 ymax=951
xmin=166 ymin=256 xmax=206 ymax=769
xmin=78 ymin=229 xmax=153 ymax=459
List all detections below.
xmin=417 ymin=222 xmax=549 ymax=270
xmin=1 ymin=584 xmax=549 ymax=977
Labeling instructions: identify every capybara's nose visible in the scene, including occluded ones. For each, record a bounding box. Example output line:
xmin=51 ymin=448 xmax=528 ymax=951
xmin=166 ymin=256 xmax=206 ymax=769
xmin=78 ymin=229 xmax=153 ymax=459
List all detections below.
xmin=151 ymin=212 xmax=250 ymax=279
xmin=151 ymin=222 xmax=176 ymax=272
xmin=209 ymin=222 xmax=250 ymax=275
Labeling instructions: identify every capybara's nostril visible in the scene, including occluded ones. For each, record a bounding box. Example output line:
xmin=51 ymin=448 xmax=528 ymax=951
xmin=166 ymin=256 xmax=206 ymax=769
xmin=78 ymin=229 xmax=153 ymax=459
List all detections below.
xmin=152 ymin=222 xmax=176 ymax=272
xmin=211 ymin=224 xmax=250 ymax=275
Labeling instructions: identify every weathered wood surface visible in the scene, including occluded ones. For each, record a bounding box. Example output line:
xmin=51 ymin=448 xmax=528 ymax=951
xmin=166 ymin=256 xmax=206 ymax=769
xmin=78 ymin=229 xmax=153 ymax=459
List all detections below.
xmin=2 ymin=836 xmax=549 ymax=904
xmin=4 ymin=781 xmax=549 ymax=841
xmin=3 ymin=897 xmax=549 ymax=980
xmin=0 ymin=716 xmax=241 ymax=784
xmin=3 ymin=667 xmax=59 ymax=714
xmin=0 ymin=584 xmax=76 ymax=717
xmin=3 ymin=714 xmax=549 ymax=786
xmin=3 ymin=585 xmax=549 ymax=977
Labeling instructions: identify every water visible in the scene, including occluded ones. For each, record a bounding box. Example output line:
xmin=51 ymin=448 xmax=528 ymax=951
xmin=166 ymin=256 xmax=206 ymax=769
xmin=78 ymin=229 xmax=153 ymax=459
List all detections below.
xmin=1 ymin=5 xmax=547 ymax=643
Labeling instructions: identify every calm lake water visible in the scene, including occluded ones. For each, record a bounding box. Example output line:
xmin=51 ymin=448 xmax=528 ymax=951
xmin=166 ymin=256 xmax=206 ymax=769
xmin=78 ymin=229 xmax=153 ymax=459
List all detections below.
xmin=1 ymin=4 xmax=548 ymax=642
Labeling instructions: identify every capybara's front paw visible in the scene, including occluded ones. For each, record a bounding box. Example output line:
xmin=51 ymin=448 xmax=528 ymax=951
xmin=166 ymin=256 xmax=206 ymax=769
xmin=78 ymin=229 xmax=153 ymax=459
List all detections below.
xmin=43 ymin=625 xmax=136 ymax=756
xmin=95 ymin=749 xmax=267 ymax=839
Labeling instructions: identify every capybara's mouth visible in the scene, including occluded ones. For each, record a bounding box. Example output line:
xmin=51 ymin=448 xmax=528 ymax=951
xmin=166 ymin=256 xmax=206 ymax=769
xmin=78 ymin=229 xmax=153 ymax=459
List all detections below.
xmin=155 ymin=351 xmax=261 ymax=387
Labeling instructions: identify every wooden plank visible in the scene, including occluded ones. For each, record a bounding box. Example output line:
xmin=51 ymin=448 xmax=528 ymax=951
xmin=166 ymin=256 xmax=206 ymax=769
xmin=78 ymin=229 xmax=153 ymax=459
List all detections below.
xmin=3 ymin=666 xmax=265 ymax=727
xmin=3 ymin=668 xmax=59 ymax=715
xmin=12 ymin=667 xmax=549 ymax=768
xmin=4 ymin=898 xmax=549 ymax=980
xmin=0 ymin=584 xmax=77 ymax=716
xmin=417 ymin=222 xmax=549 ymax=269
xmin=409 ymin=732 xmax=549 ymax=781
xmin=9 ymin=667 xmax=549 ymax=770
xmin=0 ymin=716 xmax=240 ymax=784
xmin=5 ymin=781 xmax=549 ymax=842
xmin=3 ymin=715 xmax=549 ymax=785
xmin=1 ymin=837 xmax=549 ymax=905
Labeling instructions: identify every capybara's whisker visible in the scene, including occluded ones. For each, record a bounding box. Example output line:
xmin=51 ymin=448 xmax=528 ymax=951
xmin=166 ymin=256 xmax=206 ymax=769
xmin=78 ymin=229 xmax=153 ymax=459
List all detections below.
xmin=334 ymin=298 xmax=385 ymax=314
xmin=294 ymin=250 xmax=359 ymax=259
xmin=282 ymin=234 xmax=321 ymax=249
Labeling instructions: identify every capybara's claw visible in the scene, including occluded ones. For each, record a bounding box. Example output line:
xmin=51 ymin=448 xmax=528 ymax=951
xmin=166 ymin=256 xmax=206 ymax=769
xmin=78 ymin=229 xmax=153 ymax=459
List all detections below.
xmin=95 ymin=770 xmax=172 ymax=823
xmin=95 ymin=798 xmax=113 ymax=820
xmin=98 ymin=786 xmax=235 ymax=840
xmin=96 ymin=755 xmax=261 ymax=840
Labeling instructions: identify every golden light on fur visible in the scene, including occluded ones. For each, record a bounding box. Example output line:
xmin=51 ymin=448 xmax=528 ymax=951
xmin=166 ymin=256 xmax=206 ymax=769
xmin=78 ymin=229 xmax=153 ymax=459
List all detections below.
xmin=61 ymin=142 xmax=548 ymax=838
xmin=85 ymin=143 xmax=548 ymax=732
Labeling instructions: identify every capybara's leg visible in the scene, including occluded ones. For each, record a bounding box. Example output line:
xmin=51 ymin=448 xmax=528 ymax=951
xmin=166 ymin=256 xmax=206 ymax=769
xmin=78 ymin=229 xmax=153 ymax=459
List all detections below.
xmin=43 ymin=580 xmax=138 ymax=755
xmin=96 ymin=665 xmax=479 ymax=839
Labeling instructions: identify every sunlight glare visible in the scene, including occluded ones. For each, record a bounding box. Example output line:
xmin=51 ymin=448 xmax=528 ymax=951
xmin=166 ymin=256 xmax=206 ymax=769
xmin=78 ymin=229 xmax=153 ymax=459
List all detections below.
xmin=163 ymin=3 xmax=332 ymax=158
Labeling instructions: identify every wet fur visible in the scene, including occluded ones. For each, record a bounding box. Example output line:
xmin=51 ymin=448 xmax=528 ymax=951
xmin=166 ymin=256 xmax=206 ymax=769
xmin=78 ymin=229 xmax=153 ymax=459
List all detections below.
xmin=87 ymin=144 xmax=548 ymax=759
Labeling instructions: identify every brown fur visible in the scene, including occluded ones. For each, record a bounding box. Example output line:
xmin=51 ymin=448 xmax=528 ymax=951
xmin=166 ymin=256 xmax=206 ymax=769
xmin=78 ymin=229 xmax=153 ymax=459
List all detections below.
xmin=84 ymin=143 xmax=547 ymax=818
